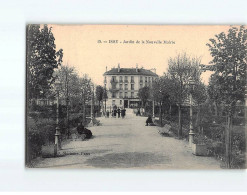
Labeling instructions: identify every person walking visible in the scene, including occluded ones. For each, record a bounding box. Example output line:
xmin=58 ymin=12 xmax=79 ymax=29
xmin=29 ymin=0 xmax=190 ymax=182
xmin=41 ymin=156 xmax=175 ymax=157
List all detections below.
xmin=117 ymin=107 xmax=121 ymax=118
xmin=121 ymin=107 xmax=126 ymax=118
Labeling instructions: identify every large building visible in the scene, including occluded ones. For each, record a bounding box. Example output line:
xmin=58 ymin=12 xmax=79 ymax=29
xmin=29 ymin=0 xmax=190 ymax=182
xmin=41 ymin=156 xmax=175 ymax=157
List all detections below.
xmin=103 ymin=64 xmax=158 ymax=109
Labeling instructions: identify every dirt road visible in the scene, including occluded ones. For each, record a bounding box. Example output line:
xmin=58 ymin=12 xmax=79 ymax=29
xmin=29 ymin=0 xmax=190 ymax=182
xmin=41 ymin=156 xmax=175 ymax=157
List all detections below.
xmin=32 ymin=110 xmax=221 ymax=169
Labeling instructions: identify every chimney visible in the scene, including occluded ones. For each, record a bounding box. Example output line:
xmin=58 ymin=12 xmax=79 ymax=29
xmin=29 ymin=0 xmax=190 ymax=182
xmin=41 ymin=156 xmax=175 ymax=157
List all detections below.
xmin=106 ymin=66 xmax=108 ymax=72
xmin=150 ymin=68 xmax=156 ymax=74
xmin=118 ymin=63 xmax=120 ymax=72
xmin=136 ymin=63 xmax=138 ymax=72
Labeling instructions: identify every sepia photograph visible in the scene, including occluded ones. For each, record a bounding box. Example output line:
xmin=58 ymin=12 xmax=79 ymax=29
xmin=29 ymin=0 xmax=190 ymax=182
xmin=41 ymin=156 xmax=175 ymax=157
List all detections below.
xmin=25 ymin=24 xmax=246 ymax=169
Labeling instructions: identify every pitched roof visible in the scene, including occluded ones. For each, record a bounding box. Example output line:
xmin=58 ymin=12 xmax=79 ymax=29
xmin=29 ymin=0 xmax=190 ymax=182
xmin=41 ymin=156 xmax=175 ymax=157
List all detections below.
xmin=103 ymin=68 xmax=158 ymax=76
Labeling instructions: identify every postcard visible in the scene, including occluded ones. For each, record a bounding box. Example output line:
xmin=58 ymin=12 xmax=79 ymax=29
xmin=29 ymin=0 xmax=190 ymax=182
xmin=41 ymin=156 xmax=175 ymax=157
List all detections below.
xmin=26 ymin=25 xmax=246 ymax=169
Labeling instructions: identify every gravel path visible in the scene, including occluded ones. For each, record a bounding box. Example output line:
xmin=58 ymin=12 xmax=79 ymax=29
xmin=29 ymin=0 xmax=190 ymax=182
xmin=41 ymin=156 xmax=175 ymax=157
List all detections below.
xmin=32 ymin=110 xmax=221 ymax=169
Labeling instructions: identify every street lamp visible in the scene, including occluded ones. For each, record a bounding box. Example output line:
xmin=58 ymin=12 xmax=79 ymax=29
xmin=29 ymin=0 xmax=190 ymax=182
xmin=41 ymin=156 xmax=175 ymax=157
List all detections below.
xmin=54 ymin=80 xmax=62 ymax=151
xmin=188 ymin=76 xmax=196 ymax=147
xmin=152 ymin=100 xmax=155 ymax=118
xmin=89 ymin=83 xmax=95 ymax=126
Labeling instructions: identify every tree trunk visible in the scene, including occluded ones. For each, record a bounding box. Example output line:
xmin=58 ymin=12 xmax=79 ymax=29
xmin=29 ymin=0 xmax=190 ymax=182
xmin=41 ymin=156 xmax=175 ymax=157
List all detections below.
xmin=225 ymin=113 xmax=232 ymax=168
xmin=196 ymin=104 xmax=200 ymax=132
xmin=159 ymin=102 xmax=162 ymax=126
xmin=99 ymin=100 xmax=101 ymax=116
xmin=169 ymin=104 xmax=172 ymax=117
xmin=105 ymin=99 xmax=106 ymax=113
xmin=66 ymin=99 xmax=69 ymax=138
xmin=215 ymin=102 xmax=218 ymax=116
xmin=82 ymin=96 xmax=86 ymax=124
xmin=178 ymin=104 xmax=182 ymax=138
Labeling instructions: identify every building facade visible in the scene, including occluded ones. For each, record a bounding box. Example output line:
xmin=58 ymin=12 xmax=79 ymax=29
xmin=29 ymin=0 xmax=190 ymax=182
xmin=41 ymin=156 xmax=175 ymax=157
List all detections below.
xmin=103 ymin=64 xmax=158 ymax=110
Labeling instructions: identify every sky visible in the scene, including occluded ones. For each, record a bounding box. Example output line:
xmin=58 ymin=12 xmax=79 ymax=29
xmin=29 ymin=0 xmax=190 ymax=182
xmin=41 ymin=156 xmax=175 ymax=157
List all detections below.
xmin=50 ymin=25 xmax=231 ymax=85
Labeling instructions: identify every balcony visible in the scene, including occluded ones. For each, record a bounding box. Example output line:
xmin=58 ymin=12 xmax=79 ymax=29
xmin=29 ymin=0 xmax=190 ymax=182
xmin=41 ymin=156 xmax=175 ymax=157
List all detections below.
xmin=110 ymin=79 xmax=118 ymax=83
xmin=109 ymin=88 xmax=119 ymax=93
xmin=119 ymin=79 xmax=123 ymax=83
xmin=124 ymin=80 xmax=128 ymax=83
xmin=131 ymin=80 xmax=135 ymax=83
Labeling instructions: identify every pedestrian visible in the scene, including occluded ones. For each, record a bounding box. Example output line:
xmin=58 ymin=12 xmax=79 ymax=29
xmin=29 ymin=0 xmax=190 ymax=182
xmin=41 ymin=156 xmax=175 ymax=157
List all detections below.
xmin=136 ymin=108 xmax=141 ymax=116
xmin=113 ymin=109 xmax=117 ymax=118
xmin=146 ymin=115 xmax=153 ymax=126
xmin=77 ymin=122 xmax=93 ymax=139
xmin=106 ymin=110 xmax=109 ymax=118
xmin=121 ymin=107 xmax=126 ymax=118
xmin=117 ymin=107 xmax=121 ymax=118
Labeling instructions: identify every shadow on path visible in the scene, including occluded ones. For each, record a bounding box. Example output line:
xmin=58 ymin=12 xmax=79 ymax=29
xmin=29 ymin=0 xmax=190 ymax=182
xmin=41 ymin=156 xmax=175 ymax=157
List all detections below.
xmin=85 ymin=152 xmax=170 ymax=168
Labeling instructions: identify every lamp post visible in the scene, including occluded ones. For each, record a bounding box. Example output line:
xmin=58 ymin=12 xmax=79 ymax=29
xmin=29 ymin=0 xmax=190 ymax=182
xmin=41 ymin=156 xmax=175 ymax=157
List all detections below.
xmin=152 ymin=100 xmax=155 ymax=118
xmin=54 ymin=80 xmax=62 ymax=151
xmin=66 ymin=97 xmax=70 ymax=138
xmin=89 ymin=83 xmax=95 ymax=126
xmin=188 ymin=76 xmax=196 ymax=147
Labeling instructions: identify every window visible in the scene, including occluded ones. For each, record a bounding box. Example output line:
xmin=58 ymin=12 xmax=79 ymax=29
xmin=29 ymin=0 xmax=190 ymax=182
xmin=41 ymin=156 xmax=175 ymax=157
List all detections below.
xmin=112 ymin=100 xmax=115 ymax=105
xmin=131 ymin=92 xmax=134 ymax=98
xmin=124 ymin=83 xmax=128 ymax=90
xmin=119 ymin=92 xmax=123 ymax=98
xmin=111 ymin=76 xmax=117 ymax=82
xmin=120 ymin=100 xmax=122 ymax=105
xmin=131 ymin=84 xmax=134 ymax=90
xmin=112 ymin=92 xmax=116 ymax=98
xmin=124 ymin=92 xmax=128 ymax=98
xmin=148 ymin=77 xmax=151 ymax=82
xmin=120 ymin=76 xmax=123 ymax=82
xmin=125 ymin=76 xmax=128 ymax=82
xmin=140 ymin=83 xmax=143 ymax=88
xmin=104 ymin=76 xmax=107 ymax=83
xmin=145 ymin=77 xmax=147 ymax=82
xmin=131 ymin=76 xmax=134 ymax=83
xmin=140 ymin=76 xmax=143 ymax=83
xmin=120 ymin=83 xmax=123 ymax=90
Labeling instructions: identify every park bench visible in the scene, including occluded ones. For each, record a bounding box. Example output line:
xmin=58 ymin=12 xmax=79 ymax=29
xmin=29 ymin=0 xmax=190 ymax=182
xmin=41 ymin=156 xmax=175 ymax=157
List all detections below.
xmin=158 ymin=124 xmax=172 ymax=136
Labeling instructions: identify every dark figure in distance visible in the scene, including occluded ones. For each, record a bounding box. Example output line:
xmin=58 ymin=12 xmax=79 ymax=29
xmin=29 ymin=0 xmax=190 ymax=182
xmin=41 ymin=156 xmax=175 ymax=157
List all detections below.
xmin=113 ymin=109 xmax=117 ymax=118
xmin=136 ymin=108 xmax=141 ymax=116
xmin=77 ymin=122 xmax=92 ymax=139
xmin=146 ymin=116 xmax=153 ymax=126
xmin=121 ymin=108 xmax=126 ymax=118
xmin=117 ymin=108 xmax=121 ymax=118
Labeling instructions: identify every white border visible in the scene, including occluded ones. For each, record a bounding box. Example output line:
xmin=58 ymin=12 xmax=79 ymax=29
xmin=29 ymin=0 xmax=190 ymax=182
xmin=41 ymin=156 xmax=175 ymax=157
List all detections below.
xmin=0 ymin=0 xmax=247 ymax=192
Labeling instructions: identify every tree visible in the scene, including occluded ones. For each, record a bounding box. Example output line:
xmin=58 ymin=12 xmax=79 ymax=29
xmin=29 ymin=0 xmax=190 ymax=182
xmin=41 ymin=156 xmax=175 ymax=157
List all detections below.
xmin=27 ymin=24 xmax=63 ymax=101
xmin=168 ymin=53 xmax=201 ymax=138
xmin=138 ymin=86 xmax=150 ymax=109
xmin=207 ymin=25 xmax=247 ymax=108
xmin=207 ymin=74 xmax=224 ymax=116
xmin=151 ymin=75 xmax=172 ymax=126
xmin=54 ymin=65 xmax=79 ymax=136
xmin=207 ymin=25 xmax=247 ymax=168
xmin=192 ymin=81 xmax=207 ymax=129
xmin=95 ymin=85 xmax=104 ymax=110
xmin=80 ymin=74 xmax=93 ymax=123
xmin=103 ymin=87 xmax=108 ymax=113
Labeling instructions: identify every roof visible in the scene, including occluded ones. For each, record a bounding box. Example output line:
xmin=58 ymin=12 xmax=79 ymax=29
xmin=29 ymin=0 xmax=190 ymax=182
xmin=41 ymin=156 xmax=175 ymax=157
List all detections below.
xmin=103 ymin=68 xmax=158 ymax=77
